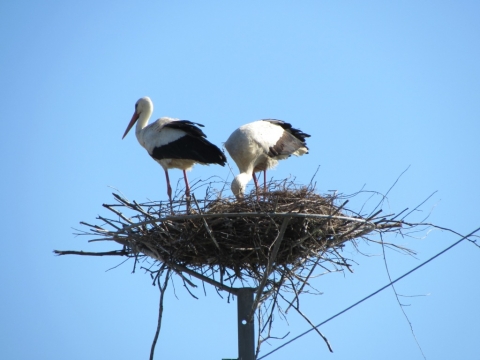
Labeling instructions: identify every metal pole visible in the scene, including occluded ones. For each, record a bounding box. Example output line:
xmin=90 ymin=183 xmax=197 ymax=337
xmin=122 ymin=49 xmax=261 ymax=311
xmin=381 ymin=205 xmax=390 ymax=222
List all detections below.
xmin=237 ymin=287 xmax=255 ymax=360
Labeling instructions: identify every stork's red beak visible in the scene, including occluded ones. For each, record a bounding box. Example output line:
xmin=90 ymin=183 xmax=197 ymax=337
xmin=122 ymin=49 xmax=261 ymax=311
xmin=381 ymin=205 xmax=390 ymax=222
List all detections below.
xmin=122 ymin=111 xmax=140 ymax=139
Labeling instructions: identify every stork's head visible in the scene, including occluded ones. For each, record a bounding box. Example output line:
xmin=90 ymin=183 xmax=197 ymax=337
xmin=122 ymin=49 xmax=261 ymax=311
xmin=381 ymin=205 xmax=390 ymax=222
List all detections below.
xmin=122 ymin=96 xmax=153 ymax=139
xmin=231 ymin=173 xmax=252 ymax=200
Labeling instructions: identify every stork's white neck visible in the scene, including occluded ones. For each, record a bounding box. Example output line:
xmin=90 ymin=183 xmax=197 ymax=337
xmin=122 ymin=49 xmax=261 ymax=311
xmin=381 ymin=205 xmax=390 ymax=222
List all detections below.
xmin=134 ymin=99 xmax=154 ymax=147
xmin=135 ymin=105 xmax=153 ymax=134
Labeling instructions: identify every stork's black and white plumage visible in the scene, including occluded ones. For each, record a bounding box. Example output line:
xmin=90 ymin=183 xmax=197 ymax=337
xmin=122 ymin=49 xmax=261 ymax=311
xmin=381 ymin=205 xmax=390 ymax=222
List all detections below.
xmin=225 ymin=119 xmax=310 ymax=199
xmin=122 ymin=97 xmax=226 ymax=204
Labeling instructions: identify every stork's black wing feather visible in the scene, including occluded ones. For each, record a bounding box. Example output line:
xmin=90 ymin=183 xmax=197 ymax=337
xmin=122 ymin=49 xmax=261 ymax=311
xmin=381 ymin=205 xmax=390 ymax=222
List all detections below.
xmin=150 ymin=135 xmax=227 ymax=166
xmin=262 ymin=119 xmax=311 ymax=143
xmin=163 ymin=120 xmax=207 ymax=138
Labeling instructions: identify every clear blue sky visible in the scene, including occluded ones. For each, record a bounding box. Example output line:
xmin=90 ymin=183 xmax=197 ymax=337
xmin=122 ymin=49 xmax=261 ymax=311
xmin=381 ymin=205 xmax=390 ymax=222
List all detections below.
xmin=1 ymin=1 xmax=479 ymax=359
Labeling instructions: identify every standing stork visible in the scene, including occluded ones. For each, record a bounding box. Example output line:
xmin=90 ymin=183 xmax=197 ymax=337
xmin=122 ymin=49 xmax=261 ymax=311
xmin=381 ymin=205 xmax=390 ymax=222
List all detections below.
xmin=225 ymin=119 xmax=310 ymax=199
xmin=122 ymin=97 xmax=226 ymax=207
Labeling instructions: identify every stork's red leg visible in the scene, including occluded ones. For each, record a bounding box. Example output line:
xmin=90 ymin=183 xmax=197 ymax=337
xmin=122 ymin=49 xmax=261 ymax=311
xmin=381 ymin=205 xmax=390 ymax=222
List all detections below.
xmin=252 ymin=172 xmax=259 ymax=190
xmin=165 ymin=170 xmax=173 ymax=202
xmin=263 ymin=170 xmax=267 ymax=200
xmin=252 ymin=172 xmax=260 ymax=201
xmin=183 ymin=170 xmax=191 ymax=214
xmin=183 ymin=170 xmax=191 ymax=198
xmin=164 ymin=169 xmax=174 ymax=214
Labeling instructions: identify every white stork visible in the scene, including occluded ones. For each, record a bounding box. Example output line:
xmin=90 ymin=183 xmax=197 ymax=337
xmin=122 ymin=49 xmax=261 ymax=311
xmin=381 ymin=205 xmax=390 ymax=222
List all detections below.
xmin=122 ymin=96 xmax=226 ymax=205
xmin=225 ymin=119 xmax=310 ymax=199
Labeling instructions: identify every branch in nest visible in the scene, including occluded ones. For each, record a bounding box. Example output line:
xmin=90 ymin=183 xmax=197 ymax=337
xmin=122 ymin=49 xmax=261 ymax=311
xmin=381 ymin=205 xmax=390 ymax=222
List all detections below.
xmin=53 ymin=250 xmax=129 ymax=257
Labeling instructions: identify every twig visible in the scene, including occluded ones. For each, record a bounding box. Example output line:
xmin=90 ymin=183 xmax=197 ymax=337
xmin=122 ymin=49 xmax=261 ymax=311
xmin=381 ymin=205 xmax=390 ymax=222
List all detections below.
xmin=249 ymin=217 xmax=291 ymax=322
xmin=278 ymin=292 xmax=333 ymax=353
xmin=53 ymin=250 xmax=129 ymax=256
xmin=150 ymin=267 xmax=171 ymax=360
xmin=379 ymin=233 xmax=426 ymax=359
xmin=401 ymin=191 xmax=438 ymax=221
xmin=102 ymin=204 xmax=134 ymax=224
xmin=192 ymin=193 xmax=220 ymax=249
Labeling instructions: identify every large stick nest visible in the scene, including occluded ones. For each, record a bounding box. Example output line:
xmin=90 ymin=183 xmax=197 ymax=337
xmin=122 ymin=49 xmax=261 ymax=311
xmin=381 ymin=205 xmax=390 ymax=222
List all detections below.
xmin=66 ymin=180 xmax=404 ymax=284
xmin=145 ymin=189 xmax=395 ymax=270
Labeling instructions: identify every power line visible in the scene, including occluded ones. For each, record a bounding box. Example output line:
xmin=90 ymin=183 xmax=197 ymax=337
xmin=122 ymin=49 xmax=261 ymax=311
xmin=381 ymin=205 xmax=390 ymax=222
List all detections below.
xmin=258 ymin=226 xmax=480 ymax=359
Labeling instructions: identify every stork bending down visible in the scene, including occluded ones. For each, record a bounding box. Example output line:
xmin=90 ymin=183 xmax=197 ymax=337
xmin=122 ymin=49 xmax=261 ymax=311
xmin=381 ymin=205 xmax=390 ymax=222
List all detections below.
xmin=225 ymin=119 xmax=310 ymax=199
